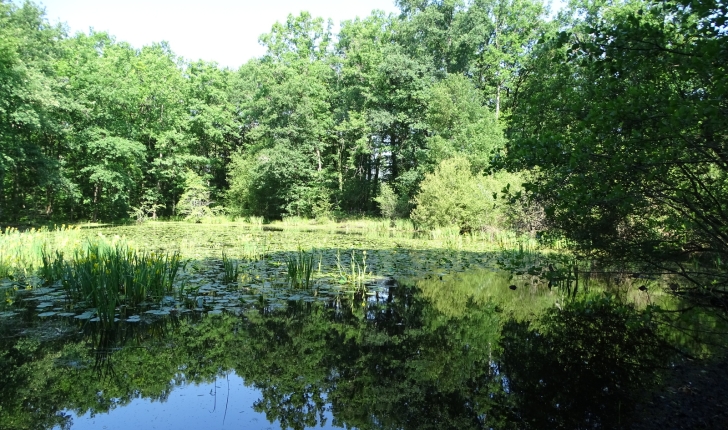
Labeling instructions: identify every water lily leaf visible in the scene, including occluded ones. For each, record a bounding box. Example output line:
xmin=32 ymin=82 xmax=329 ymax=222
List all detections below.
xmin=74 ymin=311 xmax=96 ymax=320
xmin=38 ymin=311 xmax=57 ymax=317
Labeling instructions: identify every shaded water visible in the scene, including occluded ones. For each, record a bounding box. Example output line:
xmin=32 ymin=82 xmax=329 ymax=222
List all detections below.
xmin=0 ymin=224 xmax=723 ymax=429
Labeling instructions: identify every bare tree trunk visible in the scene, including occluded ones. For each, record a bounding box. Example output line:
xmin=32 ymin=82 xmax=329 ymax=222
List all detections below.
xmin=93 ymin=183 xmax=100 ymax=222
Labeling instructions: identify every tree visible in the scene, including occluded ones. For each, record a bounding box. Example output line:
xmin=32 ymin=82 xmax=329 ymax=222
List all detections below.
xmin=78 ymin=135 xmax=145 ymax=221
xmin=423 ymin=74 xmax=505 ymax=172
xmin=454 ymin=0 xmax=549 ymax=119
xmin=176 ymin=170 xmax=218 ymax=221
xmin=508 ymin=0 xmax=728 ymax=293
xmin=0 ymin=1 xmax=65 ymax=220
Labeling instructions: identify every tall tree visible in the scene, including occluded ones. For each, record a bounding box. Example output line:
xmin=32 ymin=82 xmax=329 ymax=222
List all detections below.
xmin=508 ymin=0 xmax=728 ymax=290
xmin=455 ymin=0 xmax=549 ymax=119
xmin=0 ymin=0 xmax=64 ymax=220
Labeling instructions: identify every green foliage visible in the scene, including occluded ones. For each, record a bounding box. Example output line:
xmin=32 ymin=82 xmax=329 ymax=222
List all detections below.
xmin=412 ymin=157 xmax=519 ymax=232
xmin=424 ymin=74 xmax=505 ymax=171
xmin=374 ymin=183 xmax=408 ymax=223
xmin=285 ymin=248 xmax=314 ymax=289
xmin=177 ymin=170 xmax=220 ymax=221
xmin=508 ymin=0 xmax=728 ymax=290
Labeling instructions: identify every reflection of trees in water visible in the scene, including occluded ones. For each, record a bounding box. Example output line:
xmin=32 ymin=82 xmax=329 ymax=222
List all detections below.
xmin=0 ymin=287 xmax=670 ymax=430
xmin=239 ymin=285 xmax=499 ymax=430
xmin=495 ymin=296 xmax=665 ymax=429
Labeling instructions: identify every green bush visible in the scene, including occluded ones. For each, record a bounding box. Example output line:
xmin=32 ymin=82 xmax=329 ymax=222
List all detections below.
xmin=411 ymin=157 xmax=523 ymax=232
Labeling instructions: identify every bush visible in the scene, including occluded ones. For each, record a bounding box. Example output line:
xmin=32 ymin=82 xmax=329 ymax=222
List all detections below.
xmin=411 ymin=157 xmax=524 ymax=232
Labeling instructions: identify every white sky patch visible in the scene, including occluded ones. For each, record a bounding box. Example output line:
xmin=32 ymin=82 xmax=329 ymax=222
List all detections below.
xmin=35 ymin=0 xmax=401 ymax=69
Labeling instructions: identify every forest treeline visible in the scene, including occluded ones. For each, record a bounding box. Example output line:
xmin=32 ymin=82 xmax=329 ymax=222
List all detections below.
xmin=2 ymin=0 xmax=727 ymax=267
xmin=1 ymin=0 xmax=539 ymax=223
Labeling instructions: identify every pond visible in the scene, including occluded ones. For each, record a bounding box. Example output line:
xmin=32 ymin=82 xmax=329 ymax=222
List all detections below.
xmin=0 ymin=223 xmax=723 ymax=429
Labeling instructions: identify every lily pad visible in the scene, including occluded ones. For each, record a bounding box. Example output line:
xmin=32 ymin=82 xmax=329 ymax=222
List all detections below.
xmin=74 ymin=311 xmax=96 ymax=320
xmin=38 ymin=311 xmax=57 ymax=317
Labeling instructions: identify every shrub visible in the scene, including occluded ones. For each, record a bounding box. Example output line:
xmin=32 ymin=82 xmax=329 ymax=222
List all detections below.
xmin=411 ymin=157 xmax=525 ymax=233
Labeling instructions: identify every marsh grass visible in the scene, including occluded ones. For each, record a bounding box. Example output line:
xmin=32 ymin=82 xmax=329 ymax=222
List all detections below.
xmin=0 ymin=225 xmax=88 ymax=279
xmin=222 ymin=250 xmax=240 ymax=284
xmin=37 ymin=243 xmax=185 ymax=324
xmin=336 ymin=249 xmax=369 ymax=290
xmin=286 ymin=248 xmax=314 ymax=289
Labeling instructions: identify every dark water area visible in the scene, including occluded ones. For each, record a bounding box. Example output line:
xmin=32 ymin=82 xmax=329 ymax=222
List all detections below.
xmin=0 ymin=276 xmax=685 ymax=430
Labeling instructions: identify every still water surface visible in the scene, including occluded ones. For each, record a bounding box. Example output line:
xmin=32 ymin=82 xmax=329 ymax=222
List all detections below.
xmin=2 ymin=272 xmax=677 ymax=430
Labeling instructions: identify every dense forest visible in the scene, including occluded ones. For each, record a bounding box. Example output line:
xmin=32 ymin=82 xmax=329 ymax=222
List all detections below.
xmin=1 ymin=0 xmax=726 ymax=264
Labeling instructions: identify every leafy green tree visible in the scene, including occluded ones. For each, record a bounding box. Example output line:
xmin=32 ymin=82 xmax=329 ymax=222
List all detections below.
xmin=79 ymin=135 xmax=145 ymax=221
xmin=0 ymin=0 xmax=65 ymax=221
xmin=176 ymin=170 xmax=219 ymax=221
xmin=231 ymin=12 xmax=336 ymax=218
xmin=423 ymin=74 xmax=505 ymax=171
xmin=454 ymin=0 xmax=549 ymax=119
xmin=508 ymin=0 xmax=728 ymax=289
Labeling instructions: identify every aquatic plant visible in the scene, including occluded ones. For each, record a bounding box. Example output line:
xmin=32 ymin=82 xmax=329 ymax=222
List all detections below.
xmin=336 ymin=249 xmax=369 ymax=290
xmin=285 ymin=248 xmax=314 ymax=289
xmin=222 ymin=250 xmax=240 ymax=284
xmin=42 ymin=243 xmax=186 ymax=321
xmin=0 ymin=225 xmax=99 ymax=280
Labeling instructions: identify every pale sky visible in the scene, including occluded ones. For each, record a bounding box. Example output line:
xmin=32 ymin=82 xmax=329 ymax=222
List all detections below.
xmin=35 ymin=0 xmax=401 ymax=69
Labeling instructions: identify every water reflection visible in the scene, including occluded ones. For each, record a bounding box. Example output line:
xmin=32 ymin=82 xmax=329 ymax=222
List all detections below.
xmin=0 ymin=273 xmax=675 ymax=430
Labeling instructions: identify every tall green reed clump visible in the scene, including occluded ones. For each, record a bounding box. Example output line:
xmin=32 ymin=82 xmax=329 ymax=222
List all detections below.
xmin=41 ymin=243 xmax=184 ymax=324
xmin=222 ymin=250 xmax=240 ymax=284
xmin=286 ymin=248 xmax=314 ymax=289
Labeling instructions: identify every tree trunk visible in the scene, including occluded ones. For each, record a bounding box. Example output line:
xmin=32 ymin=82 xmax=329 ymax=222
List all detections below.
xmin=495 ymin=83 xmax=501 ymax=120
xmin=45 ymin=186 xmax=53 ymax=215
xmin=93 ymin=183 xmax=100 ymax=222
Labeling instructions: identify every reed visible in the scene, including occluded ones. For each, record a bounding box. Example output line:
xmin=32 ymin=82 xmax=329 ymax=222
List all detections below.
xmin=285 ymin=248 xmax=314 ymax=289
xmin=336 ymin=249 xmax=369 ymax=290
xmin=222 ymin=250 xmax=240 ymax=284
xmin=37 ymin=243 xmax=185 ymax=324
